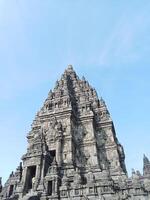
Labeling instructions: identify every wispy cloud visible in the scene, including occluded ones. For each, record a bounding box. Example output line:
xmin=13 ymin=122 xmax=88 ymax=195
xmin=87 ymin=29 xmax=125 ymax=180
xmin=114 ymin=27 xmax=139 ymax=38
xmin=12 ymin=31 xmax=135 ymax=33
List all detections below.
xmin=99 ymin=4 xmax=150 ymax=66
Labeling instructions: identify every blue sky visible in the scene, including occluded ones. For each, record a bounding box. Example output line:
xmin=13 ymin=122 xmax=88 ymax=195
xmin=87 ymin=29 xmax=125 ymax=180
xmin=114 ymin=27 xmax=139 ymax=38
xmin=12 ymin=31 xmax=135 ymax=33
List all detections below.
xmin=0 ymin=0 xmax=150 ymax=183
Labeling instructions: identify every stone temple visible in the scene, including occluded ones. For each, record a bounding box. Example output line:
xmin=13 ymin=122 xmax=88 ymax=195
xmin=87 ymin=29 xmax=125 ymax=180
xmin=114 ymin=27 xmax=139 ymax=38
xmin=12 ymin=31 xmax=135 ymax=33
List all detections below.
xmin=0 ymin=65 xmax=150 ymax=200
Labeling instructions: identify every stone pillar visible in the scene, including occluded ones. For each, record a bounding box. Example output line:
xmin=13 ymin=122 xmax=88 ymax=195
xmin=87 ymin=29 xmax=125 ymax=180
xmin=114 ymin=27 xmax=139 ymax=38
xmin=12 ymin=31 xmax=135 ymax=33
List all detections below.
xmin=54 ymin=179 xmax=58 ymax=194
xmin=41 ymin=160 xmax=45 ymax=179
xmin=35 ymin=164 xmax=40 ymax=179
xmin=37 ymin=159 xmax=45 ymax=191
xmin=34 ymin=164 xmax=40 ymax=190
xmin=22 ymin=167 xmax=28 ymax=193
xmin=56 ymin=131 xmax=63 ymax=166
xmin=51 ymin=178 xmax=59 ymax=197
xmin=52 ymin=180 xmax=55 ymax=195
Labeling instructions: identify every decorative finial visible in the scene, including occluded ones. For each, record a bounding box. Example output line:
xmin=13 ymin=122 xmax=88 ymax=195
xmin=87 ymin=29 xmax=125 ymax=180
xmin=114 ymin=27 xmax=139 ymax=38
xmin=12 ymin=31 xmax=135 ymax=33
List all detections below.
xmin=67 ymin=64 xmax=73 ymax=70
xmin=82 ymin=76 xmax=86 ymax=81
xmin=54 ymin=80 xmax=59 ymax=89
xmin=52 ymin=156 xmax=57 ymax=166
xmin=66 ymin=65 xmax=74 ymax=73
xmin=143 ymin=154 xmax=150 ymax=165
xmin=132 ymin=168 xmax=135 ymax=175
xmin=143 ymin=154 xmax=150 ymax=176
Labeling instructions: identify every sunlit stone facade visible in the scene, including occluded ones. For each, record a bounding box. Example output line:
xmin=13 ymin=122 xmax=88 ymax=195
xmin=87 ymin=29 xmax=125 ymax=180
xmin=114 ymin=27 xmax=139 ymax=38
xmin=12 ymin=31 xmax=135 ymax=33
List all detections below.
xmin=1 ymin=66 xmax=150 ymax=200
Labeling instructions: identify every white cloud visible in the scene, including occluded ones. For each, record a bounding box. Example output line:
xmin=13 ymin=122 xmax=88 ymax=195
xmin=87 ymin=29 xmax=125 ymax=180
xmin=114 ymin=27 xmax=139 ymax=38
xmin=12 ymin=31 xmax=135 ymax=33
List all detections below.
xmin=99 ymin=5 xmax=150 ymax=66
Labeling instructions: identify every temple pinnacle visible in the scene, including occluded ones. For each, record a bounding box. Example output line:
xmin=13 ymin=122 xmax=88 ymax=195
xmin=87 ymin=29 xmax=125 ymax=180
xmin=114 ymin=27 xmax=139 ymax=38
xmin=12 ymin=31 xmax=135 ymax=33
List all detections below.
xmin=66 ymin=64 xmax=74 ymax=72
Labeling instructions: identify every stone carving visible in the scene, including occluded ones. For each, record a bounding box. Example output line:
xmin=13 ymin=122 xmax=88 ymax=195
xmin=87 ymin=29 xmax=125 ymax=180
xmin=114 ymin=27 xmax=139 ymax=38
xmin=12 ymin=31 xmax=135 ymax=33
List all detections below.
xmin=144 ymin=178 xmax=150 ymax=191
xmin=47 ymin=158 xmax=58 ymax=175
xmin=86 ymin=170 xmax=95 ymax=184
xmin=0 ymin=65 xmax=150 ymax=200
xmin=62 ymin=170 xmax=69 ymax=187
xmin=73 ymin=168 xmax=82 ymax=186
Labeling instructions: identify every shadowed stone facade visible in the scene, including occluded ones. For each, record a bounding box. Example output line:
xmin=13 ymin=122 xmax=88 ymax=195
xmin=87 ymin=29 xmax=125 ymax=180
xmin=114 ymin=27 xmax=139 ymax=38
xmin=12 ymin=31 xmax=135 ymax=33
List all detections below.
xmin=0 ymin=65 xmax=150 ymax=200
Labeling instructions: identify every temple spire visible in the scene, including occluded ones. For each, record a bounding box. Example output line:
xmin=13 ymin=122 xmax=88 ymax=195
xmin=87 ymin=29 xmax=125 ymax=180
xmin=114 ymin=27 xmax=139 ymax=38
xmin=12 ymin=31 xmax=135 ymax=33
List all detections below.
xmin=66 ymin=64 xmax=74 ymax=71
xmin=1 ymin=65 xmax=150 ymax=199
xmin=143 ymin=154 xmax=150 ymax=176
xmin=144 ymin=154 xmax=150 ymax=165
xmin=64 ymin=64 xmax=75 ymax=74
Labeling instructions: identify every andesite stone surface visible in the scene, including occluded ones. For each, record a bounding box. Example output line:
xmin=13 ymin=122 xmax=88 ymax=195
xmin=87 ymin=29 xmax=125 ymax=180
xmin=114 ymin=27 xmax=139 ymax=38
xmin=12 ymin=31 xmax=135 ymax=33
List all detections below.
xmin=0 ymin=65 xmax=150 ymax=200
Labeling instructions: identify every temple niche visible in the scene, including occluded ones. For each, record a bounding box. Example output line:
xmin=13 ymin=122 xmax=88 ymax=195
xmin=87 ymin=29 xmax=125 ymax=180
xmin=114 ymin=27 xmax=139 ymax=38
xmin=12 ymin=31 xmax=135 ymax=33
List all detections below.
xmin=0 ymin=65 xmax=150 ymax=200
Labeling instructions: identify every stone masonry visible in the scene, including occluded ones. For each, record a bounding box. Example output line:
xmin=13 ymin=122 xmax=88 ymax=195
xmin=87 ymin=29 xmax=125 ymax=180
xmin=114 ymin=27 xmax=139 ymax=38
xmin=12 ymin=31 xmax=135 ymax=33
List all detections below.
xmin=0 ymin=65 xmax=150 ymax=200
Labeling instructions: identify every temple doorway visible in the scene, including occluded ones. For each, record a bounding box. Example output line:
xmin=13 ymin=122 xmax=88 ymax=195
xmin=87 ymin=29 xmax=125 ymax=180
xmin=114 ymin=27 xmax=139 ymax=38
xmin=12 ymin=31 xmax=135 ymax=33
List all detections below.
xmin=25 ymin=165 xmax=36 ymax=191
xmin=8 ymin=185 xmax=14 ymax=197
xmin=50 ymin=150 xmax=56 ymax=162
xmin=47 ymin=181 xmax=52 ymax=195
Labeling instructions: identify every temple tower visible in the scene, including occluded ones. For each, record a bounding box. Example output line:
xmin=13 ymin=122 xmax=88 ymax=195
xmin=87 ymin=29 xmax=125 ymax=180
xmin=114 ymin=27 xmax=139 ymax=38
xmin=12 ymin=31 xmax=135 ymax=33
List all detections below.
xmin=143 ymin=154 xmax=150 ymax=176
xmin=1 ymin=65 xmax=150 ymax=200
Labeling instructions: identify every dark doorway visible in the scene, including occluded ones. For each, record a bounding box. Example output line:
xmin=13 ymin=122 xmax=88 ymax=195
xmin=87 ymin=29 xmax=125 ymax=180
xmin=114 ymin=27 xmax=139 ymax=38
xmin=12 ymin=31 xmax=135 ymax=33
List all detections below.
xmin=9 ymin=185 xmax=14 ymax=197
xmin=25 ymin=166 xmax=36 ymax=191
xmin=50 ymin=150 xmax=56 ymax=162
xmin=47 ymin=181 xmax=52 ymax=195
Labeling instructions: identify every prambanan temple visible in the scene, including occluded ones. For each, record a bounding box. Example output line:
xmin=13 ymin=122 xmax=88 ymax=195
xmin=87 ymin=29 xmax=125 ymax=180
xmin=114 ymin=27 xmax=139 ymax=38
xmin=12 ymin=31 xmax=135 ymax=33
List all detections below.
xmin=0 ymin=65 xmax=150 ymax=200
